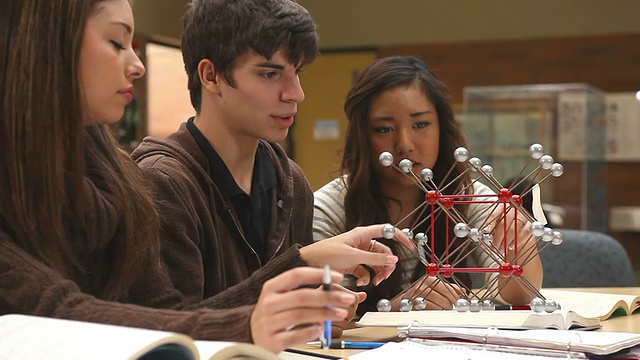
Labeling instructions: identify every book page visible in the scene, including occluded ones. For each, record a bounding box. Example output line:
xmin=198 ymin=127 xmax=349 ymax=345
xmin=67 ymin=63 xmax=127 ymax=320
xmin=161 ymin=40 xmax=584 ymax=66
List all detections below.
xmin=356 ymin=309 xmax=598 ymax=330
xmin=193 ymin=340 xmax=279 ymax=360
xmin=0 ymin=314 xmax=198 ymax=360
xmin=541 ymin=289 xmax=639 ymax=320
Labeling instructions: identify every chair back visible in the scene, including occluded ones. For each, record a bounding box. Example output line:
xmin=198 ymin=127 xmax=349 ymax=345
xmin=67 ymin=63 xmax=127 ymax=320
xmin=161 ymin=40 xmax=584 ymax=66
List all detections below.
xmin=539 ymin=229 xmax=636 ymax=287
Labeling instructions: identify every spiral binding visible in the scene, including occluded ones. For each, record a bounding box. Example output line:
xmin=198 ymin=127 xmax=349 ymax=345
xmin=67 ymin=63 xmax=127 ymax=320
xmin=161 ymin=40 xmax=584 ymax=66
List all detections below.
xmin=398 ymin=322 xmax=587 ymax=359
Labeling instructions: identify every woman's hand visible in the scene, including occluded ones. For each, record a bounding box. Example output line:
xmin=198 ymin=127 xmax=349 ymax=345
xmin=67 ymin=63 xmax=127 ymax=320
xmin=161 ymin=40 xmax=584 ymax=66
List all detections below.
xmin=390 ymin=275 xmax=465 ymax=310
xmin=483 ymin=206 xmax=544 ymax=304
xmin=329 ymin=283 xmax=366 ymax=337
xmin=250 ymin=267 xmax=358 ymax=354
xmin=299 ymin=224 xmax=414 ymax=286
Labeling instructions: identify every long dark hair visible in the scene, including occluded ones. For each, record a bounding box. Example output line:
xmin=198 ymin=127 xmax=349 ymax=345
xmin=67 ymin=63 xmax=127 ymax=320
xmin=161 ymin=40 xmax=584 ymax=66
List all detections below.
xmin=341 ymin=56 xmax=471 ymax=308
xmin=0 ymin=0 xmax=159 ymax=301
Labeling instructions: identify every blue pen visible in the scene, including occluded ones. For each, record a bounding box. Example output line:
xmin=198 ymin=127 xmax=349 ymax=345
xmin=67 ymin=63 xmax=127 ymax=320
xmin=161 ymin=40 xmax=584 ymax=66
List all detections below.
xmin=321 ymin=265 xmax=331 ymax=350
xmin=308 ymin=340 xmax=386 ymax=350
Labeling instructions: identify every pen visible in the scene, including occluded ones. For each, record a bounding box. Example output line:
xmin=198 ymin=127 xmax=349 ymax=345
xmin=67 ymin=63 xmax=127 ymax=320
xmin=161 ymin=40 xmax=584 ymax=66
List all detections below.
xmin=307 ymin=340 xmax=386 ymax=350
xmin=494 ymin=305 xmax=531 ymax=310
xmin=321 ymin=264 xmax=331 ymax=350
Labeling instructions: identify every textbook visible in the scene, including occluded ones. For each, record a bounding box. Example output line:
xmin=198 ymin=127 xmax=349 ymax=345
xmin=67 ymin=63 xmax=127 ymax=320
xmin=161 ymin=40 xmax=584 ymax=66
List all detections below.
xmin=0 ymin=314 xmax=279 ymax=360
xmin=355 ymin=309 xmax=601 ymax=330
xmin=541 ymin=289 xmax=640 ymax=320
xmin=399 ymin=326 xmax=640 ymax=356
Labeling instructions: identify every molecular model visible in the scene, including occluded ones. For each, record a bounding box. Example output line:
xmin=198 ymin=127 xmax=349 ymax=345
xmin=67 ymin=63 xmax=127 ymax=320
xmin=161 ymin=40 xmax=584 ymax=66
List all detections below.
xmin=375 ymin=144 xmax=564 ymax=314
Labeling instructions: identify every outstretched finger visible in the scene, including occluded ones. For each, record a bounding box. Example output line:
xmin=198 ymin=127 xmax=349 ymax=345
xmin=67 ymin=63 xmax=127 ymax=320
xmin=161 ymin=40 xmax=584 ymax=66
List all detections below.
xmin=371 ymin=262 xmax=397 ymax=285
xmin=350 ymin=265 xmax=372 ymax=286
xmin=346 ymin=246 xmax=398 ymax=272
xmin=353 ymin=224 xmax=415 ymax=250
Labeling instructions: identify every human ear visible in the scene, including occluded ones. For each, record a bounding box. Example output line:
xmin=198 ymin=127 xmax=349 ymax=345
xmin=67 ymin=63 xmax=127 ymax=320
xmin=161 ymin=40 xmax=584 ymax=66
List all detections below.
xmin=197 ymin=59 xmax=220 ymax=94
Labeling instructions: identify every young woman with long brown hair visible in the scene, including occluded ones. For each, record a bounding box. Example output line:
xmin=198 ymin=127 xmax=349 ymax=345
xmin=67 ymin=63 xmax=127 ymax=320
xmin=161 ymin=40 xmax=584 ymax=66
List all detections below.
xmin=0 ymin=0 xmax=410 ymax=353
xmin=314 ymin=56 xmax=543 ymax=314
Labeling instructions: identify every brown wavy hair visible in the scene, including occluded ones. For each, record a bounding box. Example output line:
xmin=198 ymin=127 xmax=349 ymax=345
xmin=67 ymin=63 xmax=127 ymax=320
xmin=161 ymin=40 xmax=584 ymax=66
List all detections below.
xmin=341 ymin=56 xmax=472 ymax=310
xmin=0 ymin=0 xmax=159 ymax=301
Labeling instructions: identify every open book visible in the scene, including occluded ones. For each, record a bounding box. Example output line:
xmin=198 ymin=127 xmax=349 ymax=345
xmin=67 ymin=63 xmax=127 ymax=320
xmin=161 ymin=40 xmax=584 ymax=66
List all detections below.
xmin=0 ymin=314 xmax=278 ymax=360
xmin=399 ymin=327 xmax=640 ymax=356
xmin=541 ymin=289 xmax=640 ymax=320
xmin=356 ymin=309 xmax=601 ymax=330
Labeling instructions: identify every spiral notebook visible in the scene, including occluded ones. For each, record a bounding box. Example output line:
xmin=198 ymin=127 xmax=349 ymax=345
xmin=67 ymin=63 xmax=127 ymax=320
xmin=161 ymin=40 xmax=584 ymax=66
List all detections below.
xmin=399 ymin=326 xmax=640 ymax=356
xmin=346 ymin=339 xmax=588 ymax=359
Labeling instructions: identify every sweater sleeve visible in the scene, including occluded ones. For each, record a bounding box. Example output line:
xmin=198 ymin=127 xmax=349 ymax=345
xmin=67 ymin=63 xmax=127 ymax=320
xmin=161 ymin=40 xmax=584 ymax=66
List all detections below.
xmin=138 ymin=155 xmax=308 ymax=309
xmin=312 ymin=178 xmax=348 ymax=242
xmin=138 ymin=155 xmax=211 ymax=306
xmin=289 ymin=159 xmax=315 ymax=247
xmin=185 ymin=245 xmax=307 ymax=309
xmin=0 ymin=235 xmax=254 ymax=342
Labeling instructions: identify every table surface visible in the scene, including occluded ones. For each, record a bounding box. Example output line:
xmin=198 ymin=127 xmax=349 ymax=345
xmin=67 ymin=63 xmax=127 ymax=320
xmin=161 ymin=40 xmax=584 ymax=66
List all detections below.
xmin=289 ymin=287 xmax=640 ymax=358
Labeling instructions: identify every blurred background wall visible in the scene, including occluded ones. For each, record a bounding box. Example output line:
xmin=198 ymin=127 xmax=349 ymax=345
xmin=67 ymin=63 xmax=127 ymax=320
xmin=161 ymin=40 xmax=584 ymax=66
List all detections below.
xmin=130 ymin=0 xmax=640 ymax=275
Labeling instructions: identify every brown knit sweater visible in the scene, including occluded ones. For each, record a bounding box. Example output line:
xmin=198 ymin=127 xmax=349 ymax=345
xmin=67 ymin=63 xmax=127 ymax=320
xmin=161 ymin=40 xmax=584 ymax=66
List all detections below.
xmin=0 ymin=233 xmax=255 ymax=341
xmin=131 ymin=122 xmax=314 ymax=305
xmin=0 ymin=154 xmax=307 ymax=342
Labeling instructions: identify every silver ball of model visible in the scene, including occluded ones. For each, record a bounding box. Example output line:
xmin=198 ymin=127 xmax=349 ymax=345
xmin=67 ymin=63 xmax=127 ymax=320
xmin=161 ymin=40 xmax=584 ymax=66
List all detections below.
xmin=481 ymin=299 xmax=495 ymax=311
xmin=413 ymin=297 xmax=427 ymax=310
xmin=454 ymin=223 xmax=470 ymax=238
xmin=454 ymin=298 xmax=470 ymax=312
xmin=552 ymin=231 xmax=564 ymax=245
xmin=539 ymin=154 xmax=554 ymax=170
xmin=414 ymin=232 xmax=427 ymax=244
xmin=529 ymin=143 xmax=544 ymax=159
xmin=469 ymin=228 xmax=482 ymax=242
xmin=454 ymin=147 xmax=469 ymax=162
xmin=378 ymin=152 xmax=393 ymax=167
xmin=420 ymin=168 xmax=434 ymax=182
xmin=376 ymin=299 xmax=392 ymax=312
xmin=468 ymin=157 xmax=482 ymax=170
xmin=399 ymin=159 xmax=413 ymax=173
xmin=381 ymin=223 xmax=396 ymax=239
xmin=530 ymin=297 xmax=545 ymax=313
xmin=530 ymin=221 xmax=545 ymax=237
xmin=544 ymin=299 xmax=559 ymax=313
xmin=551 ymin=162 xmax=564 ymax=177
xmin=469 ymin=299 xmax=481 ymax=312
xmin=399 ymin=298 xmax=412 ymax=312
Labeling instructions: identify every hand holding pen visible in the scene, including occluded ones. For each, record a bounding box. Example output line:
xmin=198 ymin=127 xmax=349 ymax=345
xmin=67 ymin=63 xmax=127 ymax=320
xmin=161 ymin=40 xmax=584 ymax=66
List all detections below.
xmin=249 ymin=267 xmax=359 ymax=354
xmin=321 ymin=265 xmax=332 ymax=350
xmin=308 ymin=340 xmax=386 ymax=350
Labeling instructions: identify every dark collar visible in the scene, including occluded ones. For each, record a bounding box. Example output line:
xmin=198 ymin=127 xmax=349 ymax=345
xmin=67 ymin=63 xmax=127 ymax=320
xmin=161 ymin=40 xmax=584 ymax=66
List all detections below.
xmin=185 ymin=117 xmax=276 ymax=198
